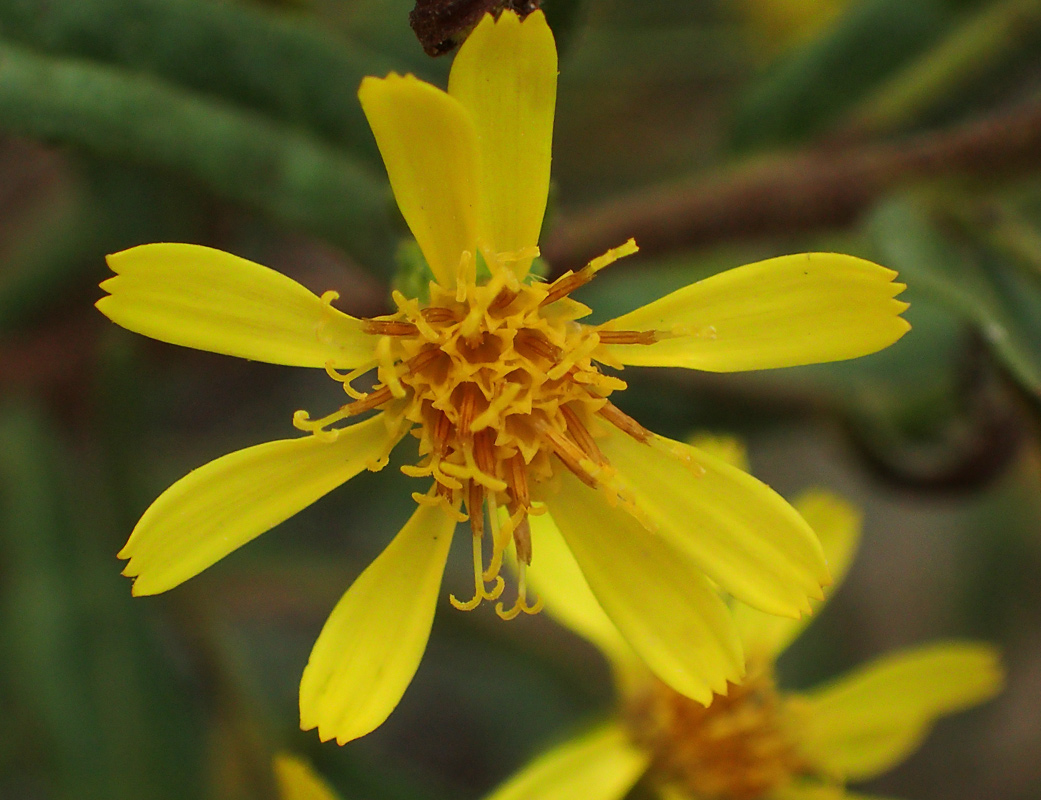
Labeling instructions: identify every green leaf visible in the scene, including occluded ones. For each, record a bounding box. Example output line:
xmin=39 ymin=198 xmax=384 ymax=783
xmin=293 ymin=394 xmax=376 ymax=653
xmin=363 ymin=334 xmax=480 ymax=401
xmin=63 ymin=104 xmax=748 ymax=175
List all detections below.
xmin=0 ymin=0 xmax=400 ymax=156
xmin=841 ymin=0 xmax=1041 ymax=137
xmin=730 ymin=0 xmax=949 ymax=151
xmin=868 ymin=194 xmax=1041 ymax=396
xmin=0 ymin=39 xmax=396 ymax=277
xmin=0 ymin=158 xmax=205 ymax=331
xmin=0 ymin=404 xmax=204 ymax=800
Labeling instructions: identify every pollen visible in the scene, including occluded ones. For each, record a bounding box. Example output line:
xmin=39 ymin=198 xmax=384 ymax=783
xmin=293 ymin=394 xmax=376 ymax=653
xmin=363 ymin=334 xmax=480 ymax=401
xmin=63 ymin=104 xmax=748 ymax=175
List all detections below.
xmin=626 ymin=664 xmax=808 ymax=800
xmin=296 ymin=240 xmax=665 ymax=619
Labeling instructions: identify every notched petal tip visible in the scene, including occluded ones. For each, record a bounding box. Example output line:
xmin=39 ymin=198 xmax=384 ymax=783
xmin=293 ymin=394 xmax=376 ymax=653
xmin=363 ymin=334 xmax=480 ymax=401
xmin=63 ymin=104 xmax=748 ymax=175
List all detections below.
xmin=298 ymin=503 xmax=457 ymax=746
xmin=359 ymin=68 xmax=480 ymax=288
xmin=95 ymin=243 xmax=379 ymax=368
xmin=604 ymin=252 xmax=914 ymax=372
xmin=449 ymin=4 xmax=556 ymax=276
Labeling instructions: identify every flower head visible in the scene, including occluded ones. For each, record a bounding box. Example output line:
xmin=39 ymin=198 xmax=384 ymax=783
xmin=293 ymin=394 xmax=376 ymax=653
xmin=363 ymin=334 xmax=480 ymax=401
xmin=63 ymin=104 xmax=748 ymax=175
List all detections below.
xmin=484 ymin=438 xmax=1003 ymax=800
xmin=97 ymin=11 xmax=910 ymax=745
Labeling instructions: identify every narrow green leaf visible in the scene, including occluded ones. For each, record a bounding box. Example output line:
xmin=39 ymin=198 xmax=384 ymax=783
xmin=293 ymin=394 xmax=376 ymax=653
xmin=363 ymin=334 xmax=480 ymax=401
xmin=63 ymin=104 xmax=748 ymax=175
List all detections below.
xmin=0 ymin=0 xmax=401 ymax=156
xmin=0 ymin=158 xmax=205 ymax=331
xmin=868 ymin=195 xmax=1041 ymax=395
xmin=842 ymin=0 xmax=1041 ymax=136
xmin=730 ymin=0 xmax=949 ymax=151
xmin=0 ymin=40 xmax=396 ymax=277
xmin=0 ymin=404 xmax=204 ymax=800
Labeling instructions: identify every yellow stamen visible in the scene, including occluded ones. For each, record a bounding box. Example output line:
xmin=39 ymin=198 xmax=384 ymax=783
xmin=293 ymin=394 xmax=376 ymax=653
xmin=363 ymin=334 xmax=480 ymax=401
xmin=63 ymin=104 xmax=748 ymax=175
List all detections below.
xmin=540 ymin=238 xmax=638 ymax=306
xmin=325 ymin=360 xmax=378 ymax=400
xmin=495 ymin=558 xmax=543 ymax=620
xmin=450 ymin=532 xmax=505 ymax=611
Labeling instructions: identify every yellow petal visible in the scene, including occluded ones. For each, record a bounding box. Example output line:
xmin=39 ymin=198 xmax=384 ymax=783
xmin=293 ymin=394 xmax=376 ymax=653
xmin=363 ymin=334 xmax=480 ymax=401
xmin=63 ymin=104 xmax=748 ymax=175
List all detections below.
xmin=544 ymin=470 xmax=743 ymax=705
xmin=770 ymin=784 xmax=898 ymax=800
xmin=604 ymin=432 xmax=829 ymax=618
xmin=794 ymin=641 xmax=1003 ymax=781
xmin=526 ymin=510 xmax=639 ymax=673
xmin=484 ymin=722 xmax=649 ymax=800
xmin=732 ymin=490 xmax=862 ymax=659
xmin=299 ymin=501 xmax=457 ymax=745
xmin=359 ymin=74 xmax=479 ymax=286
xmin=768 ymin=783 xmax=847 ymax=800
xmin=686 ymin=432 xmax=750 ymax=472
xmin=601 ymin=254 xmax=910 ymax=371
xmin=273 ymin=753 xmax=342 ymax=800
xmin=120 ymin=414 xmax=398 ymax=596
xmin=448 ymin=10 xmax=556 ymax=278
xmin=97 ymin=244 xmax=375 ymax=368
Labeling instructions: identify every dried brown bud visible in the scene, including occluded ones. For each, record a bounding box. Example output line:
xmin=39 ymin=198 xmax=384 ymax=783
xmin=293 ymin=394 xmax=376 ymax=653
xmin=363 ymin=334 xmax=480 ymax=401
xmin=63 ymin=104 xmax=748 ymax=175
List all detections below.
xmin=409 ymin=0 xmax=542 ymax=56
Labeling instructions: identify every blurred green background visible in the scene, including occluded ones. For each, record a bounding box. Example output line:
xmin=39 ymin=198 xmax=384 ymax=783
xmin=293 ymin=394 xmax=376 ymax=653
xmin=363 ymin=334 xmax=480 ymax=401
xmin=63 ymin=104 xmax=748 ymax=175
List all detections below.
xmin=1 ymin=0 xmax=1040 ymax=798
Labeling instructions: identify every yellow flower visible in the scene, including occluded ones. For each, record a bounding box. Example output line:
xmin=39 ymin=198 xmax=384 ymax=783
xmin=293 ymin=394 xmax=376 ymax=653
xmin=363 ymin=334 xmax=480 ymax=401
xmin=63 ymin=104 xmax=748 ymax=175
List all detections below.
xmin=96 ymin=11 xmax=910 ymax=745
xmin=274 ymin=753 xmax=342 ymax=800
xmin=485 ymin=437 xmax=1003 ymax=800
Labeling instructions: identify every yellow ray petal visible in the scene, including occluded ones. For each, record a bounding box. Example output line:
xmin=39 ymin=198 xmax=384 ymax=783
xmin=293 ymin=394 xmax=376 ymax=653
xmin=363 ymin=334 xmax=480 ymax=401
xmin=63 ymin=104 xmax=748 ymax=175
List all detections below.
xmin=770 ymin=785 xmax=900 ymax=800
xmin=273 ymin=753 xmax=343 ymax=800
xmin=603 ymin=432 xmax=830 ymax=619
xmin=299 ymin=501 xmax=457 ymax=745
xmin=97 ymin=244 xmax=375 ymax=368
xmin=484 ymin=722 xmax=650 ymax=800
xmin=526 ymin=509 xmax=639 ymax=672
xmin=359 ymin=74 xmax=479 ymax=286
xmin=601 ymin=253 xmax=909 ymax=371
xmin=686 ymin=432 xmax=750 ymax=472
xmin=793 ymin=641 xmax=1003 ymax=781
xmin=544 ymin=470 xmax=743 ymax=705
xmin=448 ymin=10 xmax=556 ymax=278
xmin=732 ymin=490 xmax=862 ymax=659
xmin=768 ymin=782 xmax=847 ymax=800
xmin=120 ymin=414 xmax=399 ymax=596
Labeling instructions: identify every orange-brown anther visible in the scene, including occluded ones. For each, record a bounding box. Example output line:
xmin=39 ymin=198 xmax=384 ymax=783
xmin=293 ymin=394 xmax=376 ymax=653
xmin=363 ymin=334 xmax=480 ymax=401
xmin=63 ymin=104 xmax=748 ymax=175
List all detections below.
xmin=344 ymin=385 xmax=394 ymax=417
xmin=560 ymin=404 xmax=605 ymax=464
xmin=539 ymin=424 xmax=599 ymax=488
xmin=457 ymin=382 xmax=480 ymax=435
xmin=432 ymin=409 xmax=451 ymax=455
xmin=421 ymin=306 xmax=458 ymax=325
xmin=489 ymin=287 xmax=518 ymax=313
xmin=407 ymin=346 xmax=444 ymax=375
xmin=507 ymin=454 xmax=530 ymax=509
xmin=598 ymin=400 xmax=653 ymax=443
xmin=467 ymin=481 xmax=485 ymax=537
xmin=473 ymin=429 xmax=497 ymax=476
xmin=512 ymin=514 xmax=532 ymax=565
xmin=597 ymin=329 xmax=661 ymax=345
xmin=515 ymin=329 xmax=562 ymax=362
xmin=540 ymin=270 xmax=585 ymax=307
xmin=363 ymin=319 xmax=420 ymax=336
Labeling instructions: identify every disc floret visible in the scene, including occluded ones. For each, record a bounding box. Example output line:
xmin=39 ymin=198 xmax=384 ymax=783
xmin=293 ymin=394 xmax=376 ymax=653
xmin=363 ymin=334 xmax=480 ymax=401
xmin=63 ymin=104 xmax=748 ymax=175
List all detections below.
xmin=294 ymin=242 xmax=654 ymax=619
xmin=628 ymin=663 xmax=808 ymax=800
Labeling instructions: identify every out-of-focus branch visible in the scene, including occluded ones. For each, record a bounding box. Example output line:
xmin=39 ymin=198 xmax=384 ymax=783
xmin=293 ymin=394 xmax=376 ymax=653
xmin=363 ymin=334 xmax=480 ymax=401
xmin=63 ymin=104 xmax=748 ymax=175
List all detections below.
xmin=542 ymin=97 xmax=1041 ymax=271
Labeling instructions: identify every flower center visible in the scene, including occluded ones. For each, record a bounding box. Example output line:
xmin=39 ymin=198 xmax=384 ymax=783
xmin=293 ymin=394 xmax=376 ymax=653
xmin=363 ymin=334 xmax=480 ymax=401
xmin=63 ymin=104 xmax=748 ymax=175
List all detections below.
xmin=627 ymin=665 xmax=807 ymax=800
xmin=295 ymin=240 xmax=668 ymax=619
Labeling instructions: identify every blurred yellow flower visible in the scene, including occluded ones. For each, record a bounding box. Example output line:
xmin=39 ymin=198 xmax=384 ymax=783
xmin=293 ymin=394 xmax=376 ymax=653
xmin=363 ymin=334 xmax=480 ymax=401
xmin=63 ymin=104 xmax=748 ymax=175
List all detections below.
xmin=485 ymin=437 xmax=1003 ymax=800
xmin=274 ymin=753 xmax=342 ymax=800
xmin=97 ymin=11 xmax=909 ymax=745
